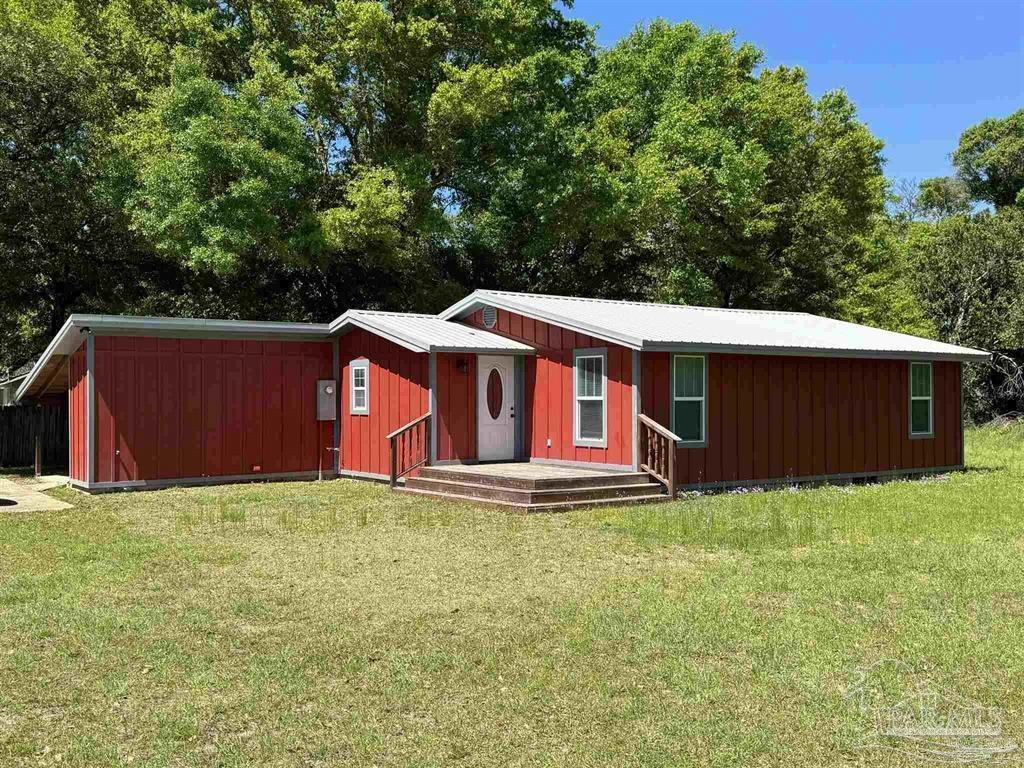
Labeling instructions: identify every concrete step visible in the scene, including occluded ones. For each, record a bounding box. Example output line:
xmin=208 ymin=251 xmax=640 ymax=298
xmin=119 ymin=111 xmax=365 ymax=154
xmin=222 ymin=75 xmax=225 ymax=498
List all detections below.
xmin=404 ymin=476 xmax=665 ymax=504
xmin=395 ymin=485 xmax=670 ymax=512
xmin=416 ymin=466 xmax=652 ymax=490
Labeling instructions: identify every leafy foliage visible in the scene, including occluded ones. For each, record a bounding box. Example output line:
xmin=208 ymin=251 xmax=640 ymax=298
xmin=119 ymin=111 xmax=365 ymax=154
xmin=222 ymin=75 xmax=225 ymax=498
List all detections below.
xmin=952 ymin=108 xmax=1024 ymax=208
xmin=911 ymin=209 xmax=1024 ymax=420
xmin=917 ymin=176 xmax=972 ymax=220
xmin=0 ymin=0 xmax=156 ymax=368
xmin=1 ymin=0 xmax=1020 ymax=426
xmin=507 ymin=22 xmax=887 ymax=312
xmin=119 ymin=55 xmax=317 ymax=274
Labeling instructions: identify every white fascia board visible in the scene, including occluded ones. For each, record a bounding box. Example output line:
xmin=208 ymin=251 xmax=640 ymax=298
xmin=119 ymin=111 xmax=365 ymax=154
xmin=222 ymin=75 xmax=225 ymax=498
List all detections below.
xmin=81 ymin=315 xmax=330 ymax=338
xmin=642 ymin=342 xmax=991 ymax=363
xmin=438 ymin=291 xmax=644 ymax=350
xmin=430 ymin=346 xmax=535 ymax=355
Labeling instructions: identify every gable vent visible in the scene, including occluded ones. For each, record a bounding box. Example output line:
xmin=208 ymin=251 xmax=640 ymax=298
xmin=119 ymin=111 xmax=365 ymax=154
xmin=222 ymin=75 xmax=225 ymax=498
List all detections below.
xmin=482 ymin=306 xmax=497 ymax=329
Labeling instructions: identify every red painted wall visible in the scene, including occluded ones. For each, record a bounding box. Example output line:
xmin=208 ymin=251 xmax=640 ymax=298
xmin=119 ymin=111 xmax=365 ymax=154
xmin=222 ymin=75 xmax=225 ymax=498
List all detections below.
xmin=68 ymin=347 xmax=88 ymax=482
xmin=435 ymin=353 xmax=476 ymax=461
xmin=339 ymin=329 xmax=429 ymax=476
xmin=463 ymin=308 xmax=634 ymax=466
xmin=641 ymin=353 xmax=962 ymax=488
xmin=92 ymin=336 xmax=333 ymax=483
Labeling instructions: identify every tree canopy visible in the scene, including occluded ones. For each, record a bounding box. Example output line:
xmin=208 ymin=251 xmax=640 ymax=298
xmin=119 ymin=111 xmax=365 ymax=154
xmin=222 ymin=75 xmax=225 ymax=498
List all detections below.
xmin=1 ymin=1 xmax=1021 ymax=420
xmin=951 ymin=108 xmax=1024 ymax=209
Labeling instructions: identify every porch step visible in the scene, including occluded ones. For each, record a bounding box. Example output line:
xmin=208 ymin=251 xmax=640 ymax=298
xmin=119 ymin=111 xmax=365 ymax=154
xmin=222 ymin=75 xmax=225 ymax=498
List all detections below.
xmin=397 ymin=465 xmax=670 ymax=511
xmin=404 ymin=476 xmax=665 ymax=505
xmin=394 ymin=485 xmax=670 ymax=512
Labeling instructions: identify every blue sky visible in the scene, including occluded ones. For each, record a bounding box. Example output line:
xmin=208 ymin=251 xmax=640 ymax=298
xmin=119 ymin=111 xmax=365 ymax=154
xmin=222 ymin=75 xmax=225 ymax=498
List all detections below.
xmin=569 ymin=0 xmax=1023 ymax=183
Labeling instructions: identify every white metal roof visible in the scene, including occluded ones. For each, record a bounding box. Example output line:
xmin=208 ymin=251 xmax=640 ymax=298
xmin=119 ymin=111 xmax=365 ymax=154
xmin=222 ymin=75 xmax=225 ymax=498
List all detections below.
xmin=330 ymin=310 xmax=534 ymax=354
xmin=440 ymin=290 xmax=989 ymax=361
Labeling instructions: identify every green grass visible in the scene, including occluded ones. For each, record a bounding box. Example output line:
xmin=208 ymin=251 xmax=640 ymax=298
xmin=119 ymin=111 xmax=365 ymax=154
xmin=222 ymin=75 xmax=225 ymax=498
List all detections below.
xmin=1 ymin=425 xmax=1022 ymax=767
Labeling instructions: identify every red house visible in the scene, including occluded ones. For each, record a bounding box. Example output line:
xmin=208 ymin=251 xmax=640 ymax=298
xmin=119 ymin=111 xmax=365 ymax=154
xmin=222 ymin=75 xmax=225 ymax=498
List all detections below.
xmin=16 ymin=291 xmax=988 ymax=509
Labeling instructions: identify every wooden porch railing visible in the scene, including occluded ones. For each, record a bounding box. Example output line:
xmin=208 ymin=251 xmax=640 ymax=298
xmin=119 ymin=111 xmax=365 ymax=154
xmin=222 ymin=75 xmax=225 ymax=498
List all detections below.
xmin=387 ymin=413 xmax=431 ymax=487
xmin=638 ymin=414 xmax=681 ymax=498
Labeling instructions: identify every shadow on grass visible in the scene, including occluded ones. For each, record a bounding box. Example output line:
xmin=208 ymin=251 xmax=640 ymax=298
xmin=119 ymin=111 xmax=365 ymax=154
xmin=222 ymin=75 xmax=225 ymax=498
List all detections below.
xmin=0 ymin=466 xmax=36 ymax=478
xmin=960 ymin=464 xmax=1002 ymax=475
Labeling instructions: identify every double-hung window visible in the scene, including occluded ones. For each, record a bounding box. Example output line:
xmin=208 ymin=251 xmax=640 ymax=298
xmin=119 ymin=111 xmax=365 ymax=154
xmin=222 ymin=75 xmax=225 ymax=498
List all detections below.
xmin=350 ymin=359 xmax=369 ymax=415
xmin=574 ymin=349 xmax=607 ymax=446
xmin=672 ymin=355 xmax=706 ymax=444
xmin=910 ymin=361 xmax=933 ymax=437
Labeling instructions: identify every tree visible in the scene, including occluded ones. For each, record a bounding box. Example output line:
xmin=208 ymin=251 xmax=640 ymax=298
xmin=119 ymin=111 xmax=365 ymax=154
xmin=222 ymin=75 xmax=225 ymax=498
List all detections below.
xmin=917 ymin=176 xmax=972 ymax=219
xmin=951 ymin=109 xmax=1024 ymax=208
xmin=117 ymin=54 xmax=318 ymax=275
xmin=839 ymin=216 xmax=934 ymax=338
xmin=0 ymin=0 xmax=156 ymax=367
xmin=107 ymin=0 xmax=594 ymax=316
xmin=912 ymin=209 xmax=1024 ymax=420
xmin=0 ymin=5 xmax=899 ymax=376
xmin=494 ymin=21 xmax=887 ymax=313
xmin=913 ymin=210 xmax=1024 ymax=349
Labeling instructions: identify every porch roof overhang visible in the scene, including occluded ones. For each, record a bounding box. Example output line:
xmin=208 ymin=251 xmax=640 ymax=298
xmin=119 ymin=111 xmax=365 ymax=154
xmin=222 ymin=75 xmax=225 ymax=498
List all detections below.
xmin=16 ymin=314 xmax=332 ymax=402
xmin=329 ymin=310 xmax=535 ymax=355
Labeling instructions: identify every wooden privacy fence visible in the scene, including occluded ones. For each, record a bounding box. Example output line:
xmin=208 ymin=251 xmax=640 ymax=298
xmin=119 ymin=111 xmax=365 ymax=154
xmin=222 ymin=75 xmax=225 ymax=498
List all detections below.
xmin=0 ymin=403 xmax=68 ymax=469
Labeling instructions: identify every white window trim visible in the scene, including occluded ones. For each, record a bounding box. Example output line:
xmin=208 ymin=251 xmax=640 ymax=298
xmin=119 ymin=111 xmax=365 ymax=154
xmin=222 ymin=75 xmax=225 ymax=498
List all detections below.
xmin=909 ymin=361 xmax=933 ymax=438
xmin=573 ymin=347 xmax=607 ymax=448
xmin=350 ymin=358 xmax=369 ymax=416
xmin=671 ymin=354 xmax=707 ymax=447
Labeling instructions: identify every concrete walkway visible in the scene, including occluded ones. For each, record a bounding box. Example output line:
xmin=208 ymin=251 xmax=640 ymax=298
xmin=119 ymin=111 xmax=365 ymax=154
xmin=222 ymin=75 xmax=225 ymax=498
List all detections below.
xmin=0 ymin=476 xmax=72 ymax=512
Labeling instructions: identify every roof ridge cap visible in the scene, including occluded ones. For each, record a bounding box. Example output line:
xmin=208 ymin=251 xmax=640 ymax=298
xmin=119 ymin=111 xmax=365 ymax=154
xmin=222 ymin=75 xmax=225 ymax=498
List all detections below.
xmin=477 ymin=290 xmax=808 ymax=315
xmin=352 ymin=309 xmax=438 ymax=318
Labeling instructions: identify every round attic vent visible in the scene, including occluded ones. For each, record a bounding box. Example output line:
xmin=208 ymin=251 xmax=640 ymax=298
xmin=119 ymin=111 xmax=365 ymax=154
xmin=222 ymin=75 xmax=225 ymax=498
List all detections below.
xmin=482 ymin=306 xmax=497 ymax=329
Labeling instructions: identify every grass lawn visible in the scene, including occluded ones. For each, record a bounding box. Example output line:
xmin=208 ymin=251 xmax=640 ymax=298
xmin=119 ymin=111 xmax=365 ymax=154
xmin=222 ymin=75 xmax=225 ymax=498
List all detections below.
xmin=1 ymin=425 xmax=1022 ymax=767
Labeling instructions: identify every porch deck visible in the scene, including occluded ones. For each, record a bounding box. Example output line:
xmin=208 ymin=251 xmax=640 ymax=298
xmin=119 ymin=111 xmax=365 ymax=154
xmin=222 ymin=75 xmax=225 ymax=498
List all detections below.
xmin=398 ymin=461 xmax=669 ymax=512
xmin=425 ymin=462 xmax=635 ymax=482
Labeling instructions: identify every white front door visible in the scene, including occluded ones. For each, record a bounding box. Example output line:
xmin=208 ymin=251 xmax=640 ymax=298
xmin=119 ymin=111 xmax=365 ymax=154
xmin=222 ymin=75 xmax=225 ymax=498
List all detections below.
xmin=477 ymin=355 xmax=515 ymax=461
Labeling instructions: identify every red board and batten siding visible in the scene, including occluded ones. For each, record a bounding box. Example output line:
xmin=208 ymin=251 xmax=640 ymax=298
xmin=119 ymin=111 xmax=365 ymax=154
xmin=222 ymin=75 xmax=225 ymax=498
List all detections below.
xmin=68 ymin=347 xmax=88 ymax=483
xmin=339 ymin=329 xmax=429 ymax=476
xmin=463 ymin=308 xmax=634 ymax=467
xmin=641 ymin=352 xmax=962 ymax=488
xmin=92 ymin=336 xmax=333 ymax=483
xmin=435 ymin=353 xmax=476 ymax=461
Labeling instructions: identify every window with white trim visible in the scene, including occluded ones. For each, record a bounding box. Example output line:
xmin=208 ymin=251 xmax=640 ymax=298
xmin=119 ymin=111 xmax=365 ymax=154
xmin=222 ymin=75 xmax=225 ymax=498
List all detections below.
xmin=672 ymin=355 xmax=705 ymax=444
xmin=910 ymin=361 xmax=932 ymax=436
xmin=574 ymin=349 xmax=606 ymax=445
xmin=350 ymin=359 xmax=369 ymax=415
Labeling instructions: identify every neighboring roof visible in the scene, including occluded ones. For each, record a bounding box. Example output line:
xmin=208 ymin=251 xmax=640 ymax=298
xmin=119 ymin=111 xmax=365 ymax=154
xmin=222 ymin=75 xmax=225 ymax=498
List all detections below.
xmin=330 ymin=310 xmax=534 ymax=354
xmin=17 ymin=314 xmax=331 ymax=401
xmin=0 ymin=361 xmax=34 ymax=386
xmin=440 ymin=290 xmax=990 ymax=362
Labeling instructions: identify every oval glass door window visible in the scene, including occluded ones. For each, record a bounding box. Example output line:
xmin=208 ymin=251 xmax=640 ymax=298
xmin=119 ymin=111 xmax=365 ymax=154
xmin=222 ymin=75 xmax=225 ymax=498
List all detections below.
xmin=486 ymin=368 xmax=503 ymax=420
